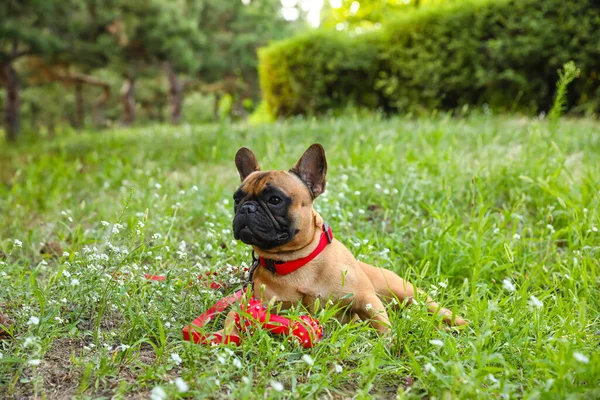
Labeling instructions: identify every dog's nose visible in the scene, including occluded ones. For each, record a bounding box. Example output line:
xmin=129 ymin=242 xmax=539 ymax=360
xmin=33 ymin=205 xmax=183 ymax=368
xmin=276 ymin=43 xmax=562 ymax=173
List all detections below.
xmin=240 ymin=202 xmax=257 ymax=214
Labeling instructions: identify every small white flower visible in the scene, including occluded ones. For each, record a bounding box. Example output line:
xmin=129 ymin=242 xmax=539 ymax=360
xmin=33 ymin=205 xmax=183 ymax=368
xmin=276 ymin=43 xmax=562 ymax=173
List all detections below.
xmin=513 ymin=233 xmax=521 ymax=240
xmin=302 ymin=354 xmax=314 ymax=366
xmin=101 ymin=221 xmax=110 ymax=226
xmin=374 ymin=183 xmax=381 ymax=190
xmin=334 ymin=363 xmax=343 ymax=373
xmin=502 ymin=278 xmax=516 ymax=292
xmin=63 ymin=270 xmax=71 ymax=278
xmin=547 ymin=224 xmax=555 ymax=233
xmin=592 ymin=227 xmax=598 ymax=232
xmin=493 ymin=227 xmax=500 ymax=234
xmin=71 ymin=278 xmax=80 ymax=286
xmin=112 ymin=223 xmax=124 ymax=234
xmin=429 ymin=339 xmax=444 ymax=347
xmin=23 ymin=337 xmax=36 ymax=348
xmin=365 ymin=303 xmax=373 ymax=312
xmin=152 ymin=233 xmax=162 ymax=240
xmin=528 ymin=295 xmax=543 ymax=309
xmin=487 ymin=374 xmax=499 ymax=383
xmin=27 ymin=316 xmax=40 ymax=326
xmin=138 ymin=221 xmax=145 ymax=228
xmin=174 ymin=377 xmax=189 ymax=393
xmin=120 ymin=344 xmax=130 ymax=351
xmin=171 ymin=353 xmax=182 ymax=365
xmin=423 ymin=363 xmax=436 ymax=373
xmin=154 ymin=183 xmax=162 ymax=189
xmin=28 ymin=359 xmax=41 ymax=366
xmin=574 ymin=352 xmax=589 ymax=364
xmin=150 ymin=386 xmax=167 ymax=400
xmin=438 ymin=281 xmax=447 ymax=288
xmin=233 ymin=358 xmax=243 ymax=368
xmin=191 ymin=185 xmax=199 ymax=192
xmin=270 ymin=381 xmax=284 ymax=392
xmin=13 ymin=239 xmax=22 ymax=248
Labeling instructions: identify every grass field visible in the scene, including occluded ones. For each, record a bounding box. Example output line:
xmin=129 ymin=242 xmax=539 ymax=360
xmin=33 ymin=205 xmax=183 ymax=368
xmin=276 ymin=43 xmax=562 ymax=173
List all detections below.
xmin=1 ymin=114 xmax=599 ymax=399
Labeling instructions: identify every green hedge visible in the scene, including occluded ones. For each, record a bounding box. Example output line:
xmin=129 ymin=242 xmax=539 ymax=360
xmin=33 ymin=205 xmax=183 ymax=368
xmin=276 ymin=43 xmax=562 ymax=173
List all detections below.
xmin=259 ymin=0 xmax=600 ymax=117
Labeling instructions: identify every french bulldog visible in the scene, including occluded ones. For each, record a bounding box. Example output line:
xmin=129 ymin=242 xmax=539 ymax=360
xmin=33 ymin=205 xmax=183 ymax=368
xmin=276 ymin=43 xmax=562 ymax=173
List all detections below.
xmin=222 ymin=144 xmax=467 ymax=339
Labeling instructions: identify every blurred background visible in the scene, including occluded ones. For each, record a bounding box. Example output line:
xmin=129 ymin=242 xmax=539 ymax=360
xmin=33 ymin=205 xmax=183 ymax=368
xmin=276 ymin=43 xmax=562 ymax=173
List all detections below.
xmin=1 ymin=0 xmax=598 ymax=142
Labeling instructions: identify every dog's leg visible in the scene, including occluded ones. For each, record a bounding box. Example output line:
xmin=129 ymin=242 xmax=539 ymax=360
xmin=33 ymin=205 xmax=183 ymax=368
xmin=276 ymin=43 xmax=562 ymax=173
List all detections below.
xmin=359 ymin=262 xmax=467 ymax=326
xmin=353 ymin=293 xmax=391 ymax=334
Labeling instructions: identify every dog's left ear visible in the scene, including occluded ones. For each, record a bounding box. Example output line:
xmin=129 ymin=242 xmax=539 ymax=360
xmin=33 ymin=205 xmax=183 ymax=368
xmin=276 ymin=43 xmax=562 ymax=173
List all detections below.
xmin=291 ymin=144 xmax=327 ymax=198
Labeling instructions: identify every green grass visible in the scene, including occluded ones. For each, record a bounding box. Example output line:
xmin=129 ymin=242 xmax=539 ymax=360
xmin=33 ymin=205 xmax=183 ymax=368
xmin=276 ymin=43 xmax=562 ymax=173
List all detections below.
xmin=1 ymin=113 xmax=599 ymax=399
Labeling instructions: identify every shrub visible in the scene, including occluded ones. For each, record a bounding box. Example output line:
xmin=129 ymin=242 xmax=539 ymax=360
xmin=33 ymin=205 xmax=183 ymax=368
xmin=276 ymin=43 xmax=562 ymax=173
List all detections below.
xmin=259 ymin=0 xmax=600 ymax=117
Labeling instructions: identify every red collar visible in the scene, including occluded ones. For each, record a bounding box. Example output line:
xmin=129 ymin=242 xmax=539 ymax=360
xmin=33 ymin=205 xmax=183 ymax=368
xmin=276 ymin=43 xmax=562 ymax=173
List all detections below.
xmin=259 ymin=223 xmax=333 ymax=275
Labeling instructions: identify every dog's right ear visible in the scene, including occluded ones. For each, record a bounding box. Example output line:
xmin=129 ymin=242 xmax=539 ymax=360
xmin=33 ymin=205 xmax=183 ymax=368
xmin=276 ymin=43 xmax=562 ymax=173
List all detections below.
xmin=235 ymin=147 xmax=260 ymax=181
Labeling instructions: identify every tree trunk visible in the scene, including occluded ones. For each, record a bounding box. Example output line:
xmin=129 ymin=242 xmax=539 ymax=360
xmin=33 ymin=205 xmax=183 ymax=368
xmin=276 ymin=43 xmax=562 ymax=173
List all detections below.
xmin=1 ymin=63 xmax=20 ymax=142
xmin=166 ymin=63 xmax=183 ymax=124
xmin=120 ymin=77 xmax=136 ymax=126
xmin=93 ymin=83 xmax=110 ymax=128
xmin=74 ymin=82 xmax=84 ymax=130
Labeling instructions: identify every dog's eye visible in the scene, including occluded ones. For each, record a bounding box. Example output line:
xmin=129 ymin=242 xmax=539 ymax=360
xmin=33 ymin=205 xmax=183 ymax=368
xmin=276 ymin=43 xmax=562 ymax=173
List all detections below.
xmin=268 ymin=196 xmax=282 ymax=205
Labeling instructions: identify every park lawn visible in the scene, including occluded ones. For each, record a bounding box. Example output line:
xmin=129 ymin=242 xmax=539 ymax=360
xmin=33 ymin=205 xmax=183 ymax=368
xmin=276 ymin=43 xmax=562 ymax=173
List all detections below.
xmin=0 ymin=114 xmax=599 ymax=399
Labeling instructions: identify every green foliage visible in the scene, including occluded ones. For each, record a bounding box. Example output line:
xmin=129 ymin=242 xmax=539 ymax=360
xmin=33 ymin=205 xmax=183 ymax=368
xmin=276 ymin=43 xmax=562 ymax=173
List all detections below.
xmin=261 ymin=0 xmax=600 ymax=117
xmin=549 ymin=61 xmax=581 ymax=123
xmin=321 ymin=0 xmax=447 ymax=30
xmin=0 ymin=115 xmax=599 ymax=397
xmin=259 ymin=30 xmax=383 ymax=116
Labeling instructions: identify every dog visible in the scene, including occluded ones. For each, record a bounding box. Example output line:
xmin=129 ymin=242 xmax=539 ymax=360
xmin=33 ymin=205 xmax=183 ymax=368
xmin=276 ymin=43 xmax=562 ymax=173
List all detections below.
xmin=220 ymin=144 xmax=467 ymax=339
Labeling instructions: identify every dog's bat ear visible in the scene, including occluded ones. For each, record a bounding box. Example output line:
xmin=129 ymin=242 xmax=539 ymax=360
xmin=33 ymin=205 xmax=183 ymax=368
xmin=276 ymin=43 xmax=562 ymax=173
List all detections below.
xmin=235 ymin=147 xmax=260 ymax=181
xmin=291 ymin=144 xmax=327 ymax=198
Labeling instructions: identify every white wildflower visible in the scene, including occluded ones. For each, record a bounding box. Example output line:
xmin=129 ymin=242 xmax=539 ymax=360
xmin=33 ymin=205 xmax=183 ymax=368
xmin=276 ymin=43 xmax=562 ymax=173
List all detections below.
xmin=334 ymin=364 xmax=343 ymax=373
xmin=528 ymin=295 xmax=543 ymax=309
xmin=487 ymin=374 xmax=499 ymax=383
xmin=574 ymin=352 xmax=589 ymax=364
xmin=171 ymin=353 xmax=182 ymax=365
xmin=120 ymin=344 xmax=130 ymax=351
xmin=423 ymin=363 xmax=436 ymax=373
xmin=547 ymin=224 xmax=555 ymax=233
xmin=101 ymin=221 xmax=110 ymax=226
xmin=438 ymin=281 xmax=447 ymax=288
xmin=374 ymin=183 xmax=381 ymax=190
xmin=270 ymin=381 xmax=284 ymax=392
xmin=513 ymin=233 xmax=521 ymax=240
xmin=138 ymin=221 xmax=145 ymax=228
xmin=23 ymin=337 xmax=36 ymax=348
xmin=191 ymin=185 xmax=199 ymax=192
xmin=502 ymin=278 xmax=516 ymax=292
xmin=63 ymin=270 xmax=71 ymax=278
xmin=154 ymin=183 xmax=162 ymax=189
xmin=592 ymin=227 xmax=598 ymax=232
xmin=174 ymin=377 xmax=189 ymax=393
xmin=28 ymin=359 xmax=41 ymax=366
xmin=365 ymin=303 xmax=373 ymax=312
xmin=27 ymin=316 xmax=40 ymax=326
xmin=429 ymin=339 xmax=444 ymax=347
xmin=302 ymin=354 xmax=314 ymax=366
xmin=150 ymin=386 xmax=167 ymax=400
xmin=112 ymin=223 xmax=124 ymax=234
xmin=13 ymin=239 xmax=22 ymax=248
xmin=493 ymin=227 xmax=500 ymax=234
xmin=233 ymin=358 xmax=243 ymax=368
xmin=71 ymin=278 xmax=80 ymax=286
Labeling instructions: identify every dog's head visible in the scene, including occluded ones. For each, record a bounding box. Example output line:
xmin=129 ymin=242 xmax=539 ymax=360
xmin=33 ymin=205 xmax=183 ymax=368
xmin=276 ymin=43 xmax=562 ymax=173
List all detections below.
xmin=232 ymin=144 xmax=327 ymax=252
